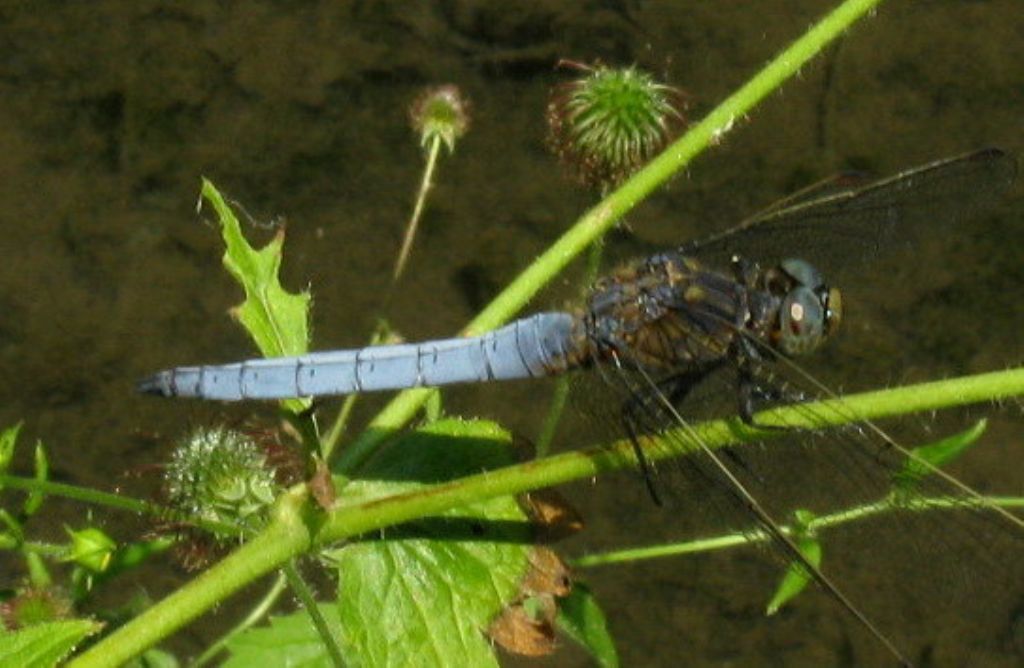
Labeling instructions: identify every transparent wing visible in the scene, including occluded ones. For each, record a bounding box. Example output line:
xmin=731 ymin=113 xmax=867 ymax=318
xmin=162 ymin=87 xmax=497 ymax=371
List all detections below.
xmin=571 ymin=297 xmax=1024 ymax=664
xmin=680 ymin=148 xmax=1018 ymax=292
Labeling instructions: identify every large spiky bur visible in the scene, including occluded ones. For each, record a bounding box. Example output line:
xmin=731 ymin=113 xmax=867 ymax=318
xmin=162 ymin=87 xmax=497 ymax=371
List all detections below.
xmin=546 ymin=64 xmax=686 ymax=191
xmin=163 ymin=426 xmax=279 ymax=533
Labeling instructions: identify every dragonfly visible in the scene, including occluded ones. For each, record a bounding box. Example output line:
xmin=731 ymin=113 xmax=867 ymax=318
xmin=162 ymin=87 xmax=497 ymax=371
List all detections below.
xmin=140 ymin=148 xmax=1020 ymax=665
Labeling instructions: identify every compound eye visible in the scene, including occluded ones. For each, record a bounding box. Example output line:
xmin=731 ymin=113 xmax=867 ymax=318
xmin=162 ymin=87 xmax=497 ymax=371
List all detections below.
xmin=780 ymin=258 xmax=825 ymax=289
xmin=778 ymin=286 xmax=826 ymax=356
xmin=825 ymin=287 xmax=842 ymax=335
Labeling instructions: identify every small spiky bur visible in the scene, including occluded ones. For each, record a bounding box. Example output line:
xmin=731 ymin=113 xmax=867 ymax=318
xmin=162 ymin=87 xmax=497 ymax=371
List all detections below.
xmin=394 ymin=84 xmax=471 ymax=281
xmin=164 ymin=427 xmax=278 ymax=533
xmin=1 ymin=587 xmax=72 ymax=629
xmin=410 ymin=84 xmax=471 ymax=152
xmin=547 ymin=64 xmax=686 ymax=191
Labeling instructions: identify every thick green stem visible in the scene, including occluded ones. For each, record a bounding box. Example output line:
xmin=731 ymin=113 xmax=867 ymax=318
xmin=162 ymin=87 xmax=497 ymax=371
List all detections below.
xmin=191 ymin=572 xmax=288 ymax=667
xmin=68 ymin=488 xmax=315 ymax=668
xmin=72 ymin=367 xmax=1024 ymax=665
xmin=336 ymin=0 xmax=885 ymax=473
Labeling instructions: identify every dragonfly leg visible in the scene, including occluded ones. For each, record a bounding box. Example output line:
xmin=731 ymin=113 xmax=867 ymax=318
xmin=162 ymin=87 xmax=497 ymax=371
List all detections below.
xmin=731 ymin=337 xmax=790 ymax=431
xmin=729 ymin=254 xmax=760 ymax=288
xmin=619 ymin=365 xmax=722 ymax=506
xmin=620 ymin=397 xmax=664 ymax=507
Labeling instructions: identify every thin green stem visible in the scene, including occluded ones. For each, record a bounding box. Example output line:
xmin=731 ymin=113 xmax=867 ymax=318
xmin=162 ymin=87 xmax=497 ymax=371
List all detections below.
xmin=322 ymin=322 xmax=389 ymax=462
xmin=535 ymin=379 xmax=571 ymax=457
xmin=536 ymin=239 xmax=605 ymax=455
xmin=0 ymin=475 xmax=240 ymax=537
xmin=283 ymin=560 xmax=345 ymax=667
xmin=191 ymin=572 xmax=288 ymax=668
xmin=394 ymin=135 xmax=442 ymax=282
xmin=336 ymin=0 xmax=885 ymax=473
xmin=572 ymin=495 xmax=1024 ymax=568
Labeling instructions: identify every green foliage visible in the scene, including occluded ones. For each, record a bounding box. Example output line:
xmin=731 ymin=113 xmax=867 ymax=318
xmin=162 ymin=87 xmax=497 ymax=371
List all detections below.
xmin=557 ymin=582 xmax=619 ymax=668
xmin=766 ymin=510 xmax=822 ymax=615
xmin=14 ymin=4 xmax=1023 ymax=667
xmin=893 ymin=419 xmax=987 ymax=495
xmin=200 ymin=179 xmax=312 ymax=414
xmin=325 ymin=419 xmax=530 ymax=666
xmin=0 ymin=619 xmax=103 ymax=668
xmin=64 ymin=527 xmax=116 ymax=574
xmin=23 ymin=442 xmax=48 ymax=517
xmin=222 ymin=604 xmax=341 ymax=668
xmin=0 ymin=422 xmax=20 ymax=478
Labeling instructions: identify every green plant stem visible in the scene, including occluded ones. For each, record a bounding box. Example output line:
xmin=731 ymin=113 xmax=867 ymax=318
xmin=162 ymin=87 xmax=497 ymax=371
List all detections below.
xmin=536 ymin=239 xmax=605 ymax=455
xmin=283 ymin=559 xmax=345 ymax=667
xmin=73 ymin=367 xmax=1024 ymax=666
xmin=69 ymin=488 xmax=315 ymax=668
xmin=572 ymin=494 xmax=1024 ymax=568
xmin=323 ymin=324 xmax=389 ymax=462
xmin=336 ymin=0 xmax=885 ymax=474
xmin=394 ymin=134 xmax=442 ymax=282
xmin=0 ymin=476 xmax=241 ymax=538
xmin=191 ymin=572 xmax=288 ymax=668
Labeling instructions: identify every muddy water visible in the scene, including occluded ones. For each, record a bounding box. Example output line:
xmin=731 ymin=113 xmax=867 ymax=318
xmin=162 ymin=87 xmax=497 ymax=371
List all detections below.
xmin=1 ymin=2 xmax=1022 ymax=665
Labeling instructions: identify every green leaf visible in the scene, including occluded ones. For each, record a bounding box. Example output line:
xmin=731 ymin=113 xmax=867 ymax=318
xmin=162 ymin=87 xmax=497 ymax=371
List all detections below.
xmin=557 ymin=582 xmax=619 ymax=668
xmin=0 ymin=619 xmax=103 ymax=668
xmin=328 ymin=418 xmax=531 ymax=667
xmin=222 ymin=604 xmax=342 ymax=668
xmin=23 ymin=441 xmax=48 ymax=517
xmin=766 ymin=513 xmax=822 ymax=615
xmin=892 ymin=420 xmax=987 ymax=495
xmin=200 ymin=179 xmax=312 ymax=414
xmin=0 ymin=422 xmax=21 ymax=478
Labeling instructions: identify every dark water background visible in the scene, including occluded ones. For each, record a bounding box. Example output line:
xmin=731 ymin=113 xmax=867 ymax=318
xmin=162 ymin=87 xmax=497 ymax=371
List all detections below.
xmin=1 ymin=1 xmax=1023 ymax=666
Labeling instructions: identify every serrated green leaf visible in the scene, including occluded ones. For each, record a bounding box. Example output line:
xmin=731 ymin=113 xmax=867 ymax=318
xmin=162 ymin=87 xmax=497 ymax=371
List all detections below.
xmin=557 ymin=582 xmax=619 ymax=668
xmin=23 ymin=441 xmax=48 ymax=517
xmin=0 ymin=619 xmax=103 ymax=668
xmin=200 ymin=179 xmax=312 ymax=414
xmin=0 ymin=422 xmax=21 ymax=478
xmin=327 ymin=418 xmax=531 ymax=668
xmin=223 ymin=603 xmax=342 ymax=668
xmin=892 ymin=420 xmax=987 ymax=495
xmin=766 ymin=532 xmax=822 ymax=615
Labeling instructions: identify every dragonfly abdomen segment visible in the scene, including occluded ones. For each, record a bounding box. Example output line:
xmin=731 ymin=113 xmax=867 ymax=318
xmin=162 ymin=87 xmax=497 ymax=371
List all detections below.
xmin=137 ymin=312 xmax=581 ymax=400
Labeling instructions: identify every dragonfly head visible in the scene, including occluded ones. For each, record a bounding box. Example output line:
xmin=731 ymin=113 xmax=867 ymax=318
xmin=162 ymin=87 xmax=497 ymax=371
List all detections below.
xmin=766 ymin=258 xmax=842 ymax=356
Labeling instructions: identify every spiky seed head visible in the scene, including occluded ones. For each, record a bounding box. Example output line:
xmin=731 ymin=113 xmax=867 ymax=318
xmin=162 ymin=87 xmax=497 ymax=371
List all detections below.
xmin=547 ymin=64 xmax=686 ymax=190
xmin=163 ymin=426 xmax=278 ymax=533
xmin=410 ymin=84 xmax=471 ymax=152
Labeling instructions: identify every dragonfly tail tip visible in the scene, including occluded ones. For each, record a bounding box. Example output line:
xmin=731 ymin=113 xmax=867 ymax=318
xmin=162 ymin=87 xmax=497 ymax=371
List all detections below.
xmin=137 ymin=371 xmax=173 ymax=397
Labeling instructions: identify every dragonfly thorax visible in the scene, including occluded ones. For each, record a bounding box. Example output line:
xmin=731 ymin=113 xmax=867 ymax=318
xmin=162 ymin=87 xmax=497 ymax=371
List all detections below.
xmin=761 ymin=258 xmax=842 ymax=356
